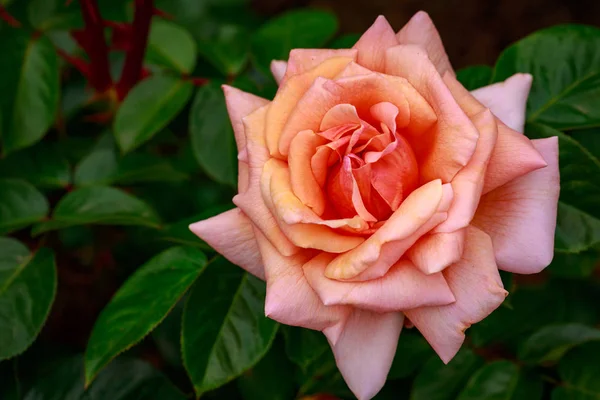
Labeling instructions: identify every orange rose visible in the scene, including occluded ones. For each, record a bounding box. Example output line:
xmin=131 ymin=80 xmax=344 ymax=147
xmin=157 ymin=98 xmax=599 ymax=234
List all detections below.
xmin=191 ymin=12 xmax=559 ymax=400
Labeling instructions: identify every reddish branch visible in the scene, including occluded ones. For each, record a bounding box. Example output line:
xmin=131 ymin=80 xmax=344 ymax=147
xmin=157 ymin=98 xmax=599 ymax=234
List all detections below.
xmin=116 ymin=0 xmax=154 ymax=100
xmin=76 ymin=0 xmax=112 ymax=92
xmin=0 ymin=4 xmax=20 ymax=27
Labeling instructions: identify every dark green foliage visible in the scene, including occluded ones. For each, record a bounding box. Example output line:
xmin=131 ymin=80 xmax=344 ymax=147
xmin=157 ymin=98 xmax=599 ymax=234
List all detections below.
xmin=0 ymin=1 xmax=599 ymax=399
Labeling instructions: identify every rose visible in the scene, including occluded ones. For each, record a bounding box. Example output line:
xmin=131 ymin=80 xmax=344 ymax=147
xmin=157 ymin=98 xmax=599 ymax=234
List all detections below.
xmin=190 ymin=11 xmax=559 ymax=400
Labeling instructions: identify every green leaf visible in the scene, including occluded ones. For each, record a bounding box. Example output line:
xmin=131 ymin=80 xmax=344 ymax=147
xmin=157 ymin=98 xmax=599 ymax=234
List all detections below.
xmin=190 ymin=82 xmax=237 ymax=186
xmin=456 ymin=65 xmax=493 ymax=91
xmin=570 ymin=128 xmax=600 ymax=159
xmin=150 ymin=204 xmax=234 ymax=249
xmin=527 ymin=123 xmax=600 ymax=252
xmin=0 ymin=240 xmax=56 ymax=360
xmin=152 ymin=298 xmax=185 ymax=368
xmin=237 ymin=338 xmax=296 ymax=400
xmin=114 ymin=74 xmax=193 ymax=153
xmin=518 ymin=323 xmax=600 ymax=364
xmin=553 ymin=341 xmax=600 ymax=399
xmin=389 ymin=331 xmax=435 ymax=379
xmin=23 ymin=355 xmax=186 ymax=400
xmin=282 ymin=326 xmax=329 ymax=371
xmin=0 ymin=179 xmax=49 ymax=235
xmin=33 ymin=186 xmax=161 ymax=235
xmin=493 ymin=25 xmax=600 ymax=130
xmin=198 ymin=25 xmax=251 ymax=76
xmin=85 ymin=246 xmax=207 ymax=384
xmin=548 ymin=250 xmax=600 ymax=278
xmin=146 ymin=20 xmax=197 ymax=73
xmin=456 ymin=361 xmax=542 ymax=400
xmin=281 ymin=326 xmax=351 ymax=398
xmin=295 ymin=344 xmax=351 ymax=398
xmin=74 ymin=140 xmax=188 ymax=187
xmin=470 ymin=281 xmax=598 ymax=348
xmin=251 ymin=9 xmax=338 ymax=72
xmin=0 ymin=31 xmax=59 ymax=155
xmin=182 ymin=257 xmax=278 ymax=396
xmin=411 ymin=349 xmax=483 ymax=400
xmin=27 ymin=0 xmax=82 ymax=31
xmin=0 ymin=143 xmax=71 ymax=188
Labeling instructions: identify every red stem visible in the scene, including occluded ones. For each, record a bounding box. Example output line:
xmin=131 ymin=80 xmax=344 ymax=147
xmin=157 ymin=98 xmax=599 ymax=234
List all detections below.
xmin=0 ymin=5 xmax=21 ymax=27
xmin=78 ymin=0 xmax=112 ymax=92
xmin=116 ymin=0 xmax=154 ymax=100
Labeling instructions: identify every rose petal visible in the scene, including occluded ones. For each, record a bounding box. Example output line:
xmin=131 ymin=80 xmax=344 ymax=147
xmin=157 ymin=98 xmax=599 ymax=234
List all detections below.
xmin=223 ymin=86 xmax=270 ymax=193
xmin=473 ymin=137 xmax=559 ymax=274
xmin=484 ymin=126 xmax=548 ymax=194
xmin=324 ymin=179 xmax=451 ymax=280
xmin=289 ymin=130 xmax=328 ymax=215
xmin=255 ymin=229 xmax=351 ymax=333
xmin=352 ymin=15 xmax=399 ymax=72
xmin=223 ymin=85 xmax=269 ymax=153
xmin=407 ymin=229 xmax=466 ymax=275
xmin=369 ymin=134 xmax=419 ymax=211
xmin=189 ymin=208 xmax=265 ymax=280
xmin=304 ymin=254 xmax=455 ymax=312
xmin=270 ymin=60 xmax=287 ymax=84
xmin=279 ymin=72 xmax=416 ymax=157
xmin=335 ymin=61 xmax=373 ymax=79
xmin=385 ymin=45 xmax=479 ymax=183
xmin=324 ymin=309 xmax=404 ymax=400
xmin=284 ymin=49 xmax=359 ymax=81
xmin=442 ymin=73 xmax=548 ymax=193
xmin=233 ymin=105 xmax=298 ymax=256
xmin=320 ymin=103 xmax=361 ymax=131
xmin=396 ymin=11 xmax=453 ymax=76
xmin=266 ymin=56 xmax=357 ymax=159
xmin=405 ymin=225 xmax=508 ymax=363
xmin=434 ymin=108 xmax=498 ymax=233
xmin=471 ymin=73 xmax=533 ymax=133
xmin=262 ymin=158 xmax=366 ymax=252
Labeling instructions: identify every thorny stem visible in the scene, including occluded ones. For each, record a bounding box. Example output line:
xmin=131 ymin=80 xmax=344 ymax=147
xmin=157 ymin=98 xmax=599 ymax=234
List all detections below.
xmin=116 ymin=0 xmax=154 ymax=100
xmin=78 ymin=0 xmax=112 ymax=92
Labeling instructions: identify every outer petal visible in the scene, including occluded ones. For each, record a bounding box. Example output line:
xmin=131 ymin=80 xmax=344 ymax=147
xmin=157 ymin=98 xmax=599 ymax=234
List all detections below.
xmin=304 ymin=254 xmax=455 ymax=312
xmin=443 ymin=73 xmax=548 ymax=193
xmin=223 ymin=85 xmax=269 ymax=154
xmin=324 ymin=179 xmax=452 ymax=280
xmin=352 ymin=15 xmax=399 ymax=72
xmin=385 ymin=45 xmax=479 ymax=183
xmin=266 ymin=56 xmax=356 ymax=159
xmin=324 ymin=310 xmax=404 ymax=400
xmin=405 ymin=226 xmax=508 ymax=363
xmin=472 ymin=137 xmax=560 ymax=274
xmin=189 ymin=208 xmax=265 ymax=280
xmin=434 ymin=108 xmax=498 ymax=233
xmin=396 ymin=11 xmax=453 ymax=76
xmin=233 ymin=105 xmax=298 ymax=256
xmin=407 ymin=229 xmax=466 ymax=275
xmin=471 ymin=73 xmax=533 ymax=133
xmin=270 ymin=60 xmax=287 ymax=84
xmin=284 ymin=49 xmax=359 ymax=81
xmin=255 ymin=230 xmax=351 ymax=333
xmin=223 ymin=86 xmax=270 ymax=193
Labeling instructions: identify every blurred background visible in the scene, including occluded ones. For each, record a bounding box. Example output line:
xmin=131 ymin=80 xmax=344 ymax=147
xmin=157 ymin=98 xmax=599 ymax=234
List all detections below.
xmin=258 ymin=0 xmax=600 ymax=67
xmin=1 ymin=0 xmax=600 ymax=399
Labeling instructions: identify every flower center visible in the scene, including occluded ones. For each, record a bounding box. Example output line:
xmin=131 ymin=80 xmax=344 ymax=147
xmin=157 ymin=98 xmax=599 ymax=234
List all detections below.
xmin=313 ymin=102 xmax=419 ymax=223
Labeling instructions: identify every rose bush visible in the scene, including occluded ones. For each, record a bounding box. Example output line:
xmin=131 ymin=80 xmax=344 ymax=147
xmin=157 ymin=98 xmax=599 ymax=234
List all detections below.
xmin=190 ymin=11 xmax=560 ymax=399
